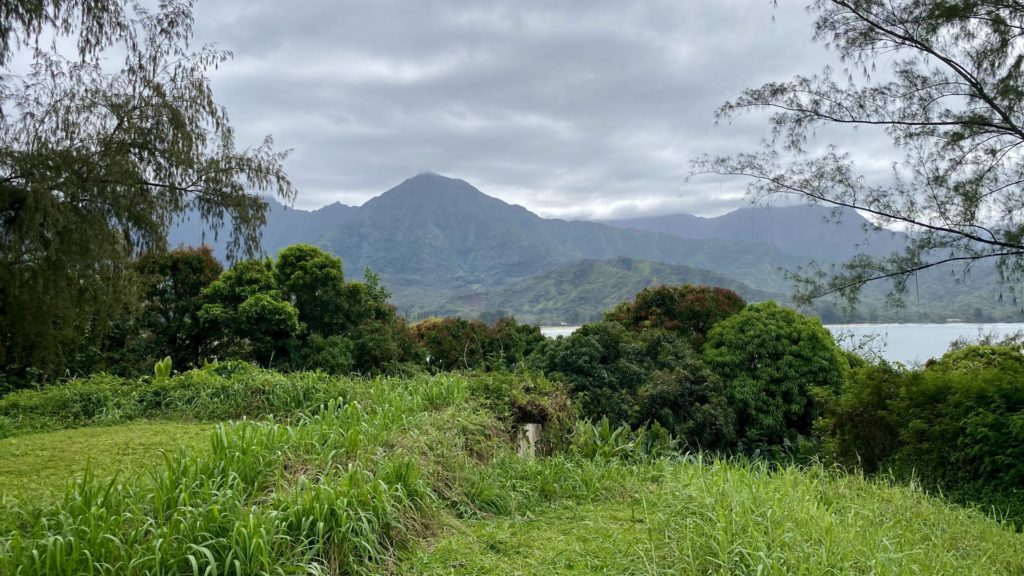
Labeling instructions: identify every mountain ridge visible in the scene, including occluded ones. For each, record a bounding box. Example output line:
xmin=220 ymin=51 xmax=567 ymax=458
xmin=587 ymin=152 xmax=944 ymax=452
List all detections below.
xmin=168 ymin=173 xmax=1024 ymax=322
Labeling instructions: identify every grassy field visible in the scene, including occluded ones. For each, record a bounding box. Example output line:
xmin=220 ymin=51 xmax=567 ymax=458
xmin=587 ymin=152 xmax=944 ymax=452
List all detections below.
xmin=403 ymin=462 xmax=1024 ymax=575
xmin=0 ymin=367 xmax=1021 ymax=574
xmin=0 ymin=422 xmax=212 ymax=500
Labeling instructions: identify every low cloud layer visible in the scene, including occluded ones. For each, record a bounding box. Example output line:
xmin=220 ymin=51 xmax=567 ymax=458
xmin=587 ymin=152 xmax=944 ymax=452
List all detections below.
xmin=192 ymin=1 xmax=869 ymax=219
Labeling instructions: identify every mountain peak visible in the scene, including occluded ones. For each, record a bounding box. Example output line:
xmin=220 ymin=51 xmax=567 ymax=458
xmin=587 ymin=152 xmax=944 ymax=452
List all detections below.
xmin=364 ymin=172 xmax=505 ymax=212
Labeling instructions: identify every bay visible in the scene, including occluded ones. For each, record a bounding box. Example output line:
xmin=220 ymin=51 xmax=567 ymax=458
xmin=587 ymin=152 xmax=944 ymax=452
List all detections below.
xmin=541 ymin=323 xmax=1024 ymax=366
xmin=826 ymin=323 xmax=1024 ymax=366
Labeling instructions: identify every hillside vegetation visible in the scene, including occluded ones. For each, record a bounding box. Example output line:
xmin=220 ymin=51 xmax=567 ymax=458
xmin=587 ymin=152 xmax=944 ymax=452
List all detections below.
xmin=430 ymin=257 xmax=778 ymax=324
xmin=1 ymin=366 xmax=1022 ymax=575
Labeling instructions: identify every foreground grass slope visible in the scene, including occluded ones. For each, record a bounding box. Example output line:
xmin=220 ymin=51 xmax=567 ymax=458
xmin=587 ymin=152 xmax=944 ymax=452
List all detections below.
xmin=0 ymin=366 xmax=1021 ymax=574
xmin=405 ymin=461 xmax=1024 ymax=575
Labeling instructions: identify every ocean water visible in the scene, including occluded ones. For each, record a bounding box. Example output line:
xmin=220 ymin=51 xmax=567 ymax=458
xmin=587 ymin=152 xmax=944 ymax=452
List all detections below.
xmin=541 ymin=323 xmax=1024 ymax=366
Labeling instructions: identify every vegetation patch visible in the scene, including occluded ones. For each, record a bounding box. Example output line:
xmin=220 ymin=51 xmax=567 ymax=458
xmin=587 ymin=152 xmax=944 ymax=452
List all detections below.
xmin=0 ymin=422 xmax=212 ymax=501
xmin=403 ymin=461 xmax=1024 ymax=576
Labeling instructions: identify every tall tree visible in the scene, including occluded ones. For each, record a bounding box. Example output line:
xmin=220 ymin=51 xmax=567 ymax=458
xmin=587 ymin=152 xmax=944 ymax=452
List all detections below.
xmin=695 ymin=1 xmax=1024 ymax=306
xmin=134 ymin=244 xmax=223 ymax=370
xmin=0 ymin=1 xmax=294 ymax=378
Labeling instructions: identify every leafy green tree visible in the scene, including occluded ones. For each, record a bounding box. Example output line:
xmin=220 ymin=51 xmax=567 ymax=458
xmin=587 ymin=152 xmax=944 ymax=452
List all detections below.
xmin=412 ymin=317 xmax=492 ymax=371
xmin=275 ymin=245 xmax=348 ymax=335
xmin=199 ymin=259 xmax=293 ymax=364
xmin=350 ymin=317 xmax=420 ymax=375
xmin=236 ymin=294 xmax=301 ymax=366
xmin=606 ymin=284 xmax=746 ymax=346
xmin=133 ymin=245 xmax=223 ymax=369
xmin=196 ymin=248 xmax=410 ymax=373
xmin=703 ymin=302 xmax=848 ymax=449
xmin=530 ymin=321 xmax=696 ymax=427
xmin=291 ymin=334 xmax=354 ymax=375
xmin=489 ymin=317 xmax=546 ymax=369
xmin=695 ymin=1 xmax=1024 ymax=305
xmin=0 ymin=1 xmax=293 ymax=380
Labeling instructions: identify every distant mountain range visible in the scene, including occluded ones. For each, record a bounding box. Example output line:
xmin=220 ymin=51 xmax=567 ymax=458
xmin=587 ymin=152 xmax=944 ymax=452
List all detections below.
xmin=605 ymin=204 xmax=906 ymax=260
xmin=168 ymin=173 xmax=1024 ymax=323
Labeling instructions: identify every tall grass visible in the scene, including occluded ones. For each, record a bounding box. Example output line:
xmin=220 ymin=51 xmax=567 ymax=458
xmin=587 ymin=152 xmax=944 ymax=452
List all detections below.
xmin=0 ymin=362 xmax=357 ymax=436
xmin=2 ymin=368 xmax=1022 ymax=574
xmin=0 ymin=374 xmax=481 ymax=574
xmin=405 ymin=458 xmax=1024 ymax=575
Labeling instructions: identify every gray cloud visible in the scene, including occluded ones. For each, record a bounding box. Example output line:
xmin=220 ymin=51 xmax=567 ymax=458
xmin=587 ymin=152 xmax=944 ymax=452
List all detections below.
xmin=190 ymin=0 xmax=868 ymax=219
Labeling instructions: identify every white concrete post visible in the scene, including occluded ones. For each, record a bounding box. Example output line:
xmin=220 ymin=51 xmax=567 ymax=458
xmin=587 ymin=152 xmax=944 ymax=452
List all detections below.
xmin=517 ymin=422 xmax=542 ymax=458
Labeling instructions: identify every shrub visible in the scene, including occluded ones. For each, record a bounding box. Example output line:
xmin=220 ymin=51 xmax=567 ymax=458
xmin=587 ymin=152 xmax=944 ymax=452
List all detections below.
xmin=926 ymin=344 xmax=1024 ymax=373
xmin=462 ymin=371 xmax=575 ymax=454
xmin=636 ymin=367 xmax=736 ymax=452
xmin=290 ymin=334 xmax=354 ymax=375
xmin=413 ymin=317 xmax=492 ymax=371
xmin=702 ymin=302 xmax=848 ymax=450
xmin=606 ymin=284 xmax=745 ymax=346
xmin=823 ymin=348 xmax=1024 ymax=525
xmin=351 ymin=318 xmax=421 ymax=375
xmin=892 ymin=365 xmax=1024 ymax=499
xmin=529 ymin=321 xmax=727 ymax=446
xmin=818 ymin=361 xmax=905 ymax=473
xmin=412 ymin=316 xmax=545 ymax=373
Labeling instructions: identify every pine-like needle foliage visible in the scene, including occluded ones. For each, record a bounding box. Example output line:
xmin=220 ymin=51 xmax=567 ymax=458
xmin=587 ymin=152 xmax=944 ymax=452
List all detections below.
xmin=0 ymin=1 xmax=295 ymax=377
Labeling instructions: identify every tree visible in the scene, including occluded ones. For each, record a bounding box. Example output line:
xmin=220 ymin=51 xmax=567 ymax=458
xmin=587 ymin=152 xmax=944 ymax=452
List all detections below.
xmin=702 ymin=302 xmax=848 ymax=449
xmin=134 ymin=244 xmax=223 ymax=369
xmin=694 ymin=1 xmax=1024 ymax=306
xmin=275 ymin=245 xmax=348 ymax=335
xmin=0 ymin=1 xmax=294 ymax=379
xmin=199 ymin=259 xmax=297 ymax=364
xmin=606 ymin=285 xmax=746 ymax=347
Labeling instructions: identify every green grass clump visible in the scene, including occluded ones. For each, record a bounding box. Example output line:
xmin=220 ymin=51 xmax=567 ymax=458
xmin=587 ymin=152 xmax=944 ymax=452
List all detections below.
xmin=0 ymin=422 xmax=212 ymax=500
xmin=0 ymin=373 xmax=486 ymax=574
xmin=403 ymin=460 xmax=1024 ymax=575
xmin=0 ymin=362 xmax=363 ymax=436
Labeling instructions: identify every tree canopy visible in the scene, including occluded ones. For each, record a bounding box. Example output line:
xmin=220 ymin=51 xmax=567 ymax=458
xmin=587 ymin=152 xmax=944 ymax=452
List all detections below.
xmin=695 ymin=0 xmax=1024 ymax=306
xmin=0 ymin=1 xmax=294 ymax=378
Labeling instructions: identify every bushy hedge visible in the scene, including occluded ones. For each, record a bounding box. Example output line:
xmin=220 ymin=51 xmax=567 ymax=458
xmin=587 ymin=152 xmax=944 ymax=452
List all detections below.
xmin=528 ymin=322 xmax=736 ymax=450
xmin=411 ymin=316 xmax=544 ymax=372
xmin=824 ymin=345 xmax=1024 ymax=525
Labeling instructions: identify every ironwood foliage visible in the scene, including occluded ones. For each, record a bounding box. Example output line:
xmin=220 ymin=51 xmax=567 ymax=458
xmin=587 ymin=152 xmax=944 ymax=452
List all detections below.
xmin=696 ymin=0 xmax=1024 ymax=306
xmin=0 ymin=1 xmax=294 ymax=378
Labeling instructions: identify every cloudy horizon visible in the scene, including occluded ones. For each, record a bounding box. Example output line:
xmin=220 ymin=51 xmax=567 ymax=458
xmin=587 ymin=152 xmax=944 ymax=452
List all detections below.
xmin=191 ymin=1 xmax=865 ymax=220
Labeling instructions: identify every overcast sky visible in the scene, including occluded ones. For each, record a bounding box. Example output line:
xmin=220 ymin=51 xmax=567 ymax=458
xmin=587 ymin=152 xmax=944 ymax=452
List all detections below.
xmin=190 ymin=1 xmax=861 ymax=220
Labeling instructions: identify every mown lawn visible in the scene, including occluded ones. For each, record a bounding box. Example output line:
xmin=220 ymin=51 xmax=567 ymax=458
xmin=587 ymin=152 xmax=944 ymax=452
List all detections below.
xmin=0 ymin=422 xmax=212 ymax=500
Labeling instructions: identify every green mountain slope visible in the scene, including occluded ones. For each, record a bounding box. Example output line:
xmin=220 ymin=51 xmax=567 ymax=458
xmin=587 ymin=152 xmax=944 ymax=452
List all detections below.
xmin=421 ymin=256 xmax=779 ymax=324
xmin=315 ymin=174 xmax=803 ymax=298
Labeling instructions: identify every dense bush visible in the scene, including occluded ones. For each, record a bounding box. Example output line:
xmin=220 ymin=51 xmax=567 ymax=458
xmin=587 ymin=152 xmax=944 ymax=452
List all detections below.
xmin=823 ymin=345 xmax=1024 ymax=525
xmin=818 ymin=361 xmax=906 ymax=473
xmin=350 ymin=317 xmax=422 ymax=375
xmin=606 ymin=284 xmax=745 ymax=346
xmin=529 ymin=321 xmax=733 ymax=449
xmin=462 ymin=371 xmax=575 ymax=455
xmin=412 ymin=316 xmax=544 ymax=372
xmin=413 ymin=317 xmax=493 ymax=370
xmin=703 ymin=302 xmax=848 ymax=450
